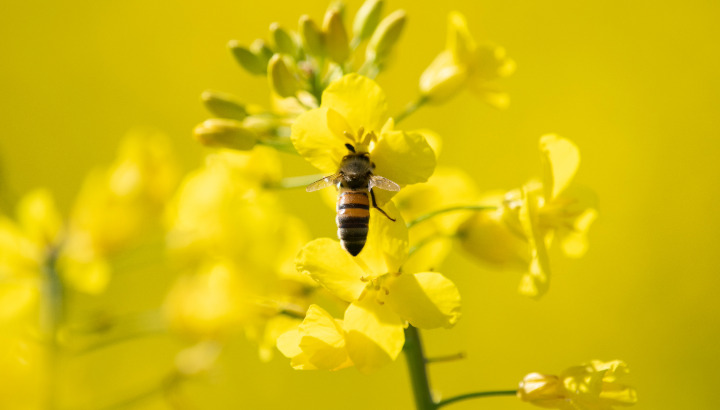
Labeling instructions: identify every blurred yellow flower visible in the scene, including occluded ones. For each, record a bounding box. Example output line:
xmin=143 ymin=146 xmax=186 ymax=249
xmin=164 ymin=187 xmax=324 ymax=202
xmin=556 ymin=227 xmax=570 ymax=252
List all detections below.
xmin=58 ymin=132 xmax=179 ymax=294
xmin=291 ymin=73 xmax=436 ymax=204
xmin=288 ymin=204 xmax=461 ymax=373
xmin=459 ymin=135 xmax=597 ymax=298
xmin=518 ymin=360 xmax=638 ymax=409
xmin=419 ymin=11 xmax=515 ymax=107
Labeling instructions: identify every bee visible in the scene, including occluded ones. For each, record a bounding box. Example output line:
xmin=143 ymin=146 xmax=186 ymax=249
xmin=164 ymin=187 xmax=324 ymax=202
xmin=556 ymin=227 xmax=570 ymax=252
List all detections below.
xmin=307 ymin=138 xmax=400 ymax=256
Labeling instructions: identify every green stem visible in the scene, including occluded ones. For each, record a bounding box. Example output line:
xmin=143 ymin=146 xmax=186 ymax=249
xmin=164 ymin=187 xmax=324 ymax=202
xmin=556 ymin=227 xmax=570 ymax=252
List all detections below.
xmin=436 ymin=390 xmax=518 ymax=408
xmin=403 ymin=325 xmax=435 ymax=410
xmin=270 ymin=173 xmax=326 ymax=190
xmin=41 ymin=251 xmax=63 ymax=410
xmin=406 ymin=205 xmax=497 ymax=229
xmin=395 ymin=95 xmax=428 ymax=124
xmin=425 ymin=352 xmax=465 ymax=364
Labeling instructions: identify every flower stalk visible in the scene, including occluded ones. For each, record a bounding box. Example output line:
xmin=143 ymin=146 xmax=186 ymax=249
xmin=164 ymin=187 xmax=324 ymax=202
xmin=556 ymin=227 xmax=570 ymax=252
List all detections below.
xmin=403 ymin=325 xmax=435 ymax=410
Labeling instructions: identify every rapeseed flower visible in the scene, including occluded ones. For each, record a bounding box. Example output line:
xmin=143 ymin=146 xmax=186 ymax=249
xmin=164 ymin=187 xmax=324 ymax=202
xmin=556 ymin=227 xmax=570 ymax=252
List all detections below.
xmin=280 ymin=205 xmax=461 ymax=373
xmin=291 ymin=73 xmax=436 ymax=204
xmin=459 ymin=135 xmax=597 ymax=298
xmin=518 ymin=360 xmax=637 ymax=409
xmin=419 ymin=12 xmax=515 ymax=107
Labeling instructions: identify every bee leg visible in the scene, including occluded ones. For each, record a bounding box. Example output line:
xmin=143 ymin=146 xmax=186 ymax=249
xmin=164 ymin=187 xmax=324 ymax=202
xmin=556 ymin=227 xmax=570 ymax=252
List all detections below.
xmin=370 ymin=188 xmax=396 ymax=222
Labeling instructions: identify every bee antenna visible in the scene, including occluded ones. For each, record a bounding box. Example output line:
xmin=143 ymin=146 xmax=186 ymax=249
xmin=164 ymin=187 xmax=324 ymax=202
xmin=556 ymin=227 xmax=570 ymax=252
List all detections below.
xmin=345 ymin=143 xmax=356 ymax=153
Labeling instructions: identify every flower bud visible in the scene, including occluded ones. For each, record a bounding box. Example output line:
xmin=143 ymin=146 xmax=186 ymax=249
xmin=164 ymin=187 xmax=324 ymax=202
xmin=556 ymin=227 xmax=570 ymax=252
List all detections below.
xmin=201 ymin=90 xmax=248 ymax=120
xmin=353 ymin=0 xmax=384 ymax=43
xmin=193 ymin=119 xmax=257 ymax=151
xmin=299 ymin=15 xmax=325 ymax=57
xmin=228 ymin=40 xmax=266 ymax=75
xmin=366 ymin=10 xmax=406 ymax=65
xmin=250 ymin=39 xmax=274 ymax=68
xmin=323 ymin=9 xmax=350 ymax=63
xmin=270 ymin=23 xmax=300 ymax=58
xmin=456 ymin=205 xmax=529 ymax=271
xmin=268 ymin=54 xmax=300 ymax=98
xmin=517 ymin=373 xmax=565 ymax=406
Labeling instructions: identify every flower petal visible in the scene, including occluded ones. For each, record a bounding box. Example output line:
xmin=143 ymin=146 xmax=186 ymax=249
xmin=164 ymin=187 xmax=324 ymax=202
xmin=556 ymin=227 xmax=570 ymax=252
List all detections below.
xmin=447 ymin=12 xmax=475 ymax=63
xmin=419 ymin=51 xmax=468 ymax=103
xmin=321 ymin=74 xmax=389 ymax=134
xmin=358 ymin=202 xmax=408 ymax=275
xmin=386 ymin=272 xmax=461 ymax=329
xmin=539 ymin=134 xmax=580 ymax=200
xmin=518 ymin=188 xmax=551 ymax=298
xmin=297 ymin=305 xmax=352 ymax=371
xmin=372 ymin=129 xmax=436 ymax=186
xmin=343 ymin=294 xmax=404 ymax=374
xmin=296 ymin=238 xmax=366 ymax=302
xmin=291 ymin=107 xmax=346 ymax=174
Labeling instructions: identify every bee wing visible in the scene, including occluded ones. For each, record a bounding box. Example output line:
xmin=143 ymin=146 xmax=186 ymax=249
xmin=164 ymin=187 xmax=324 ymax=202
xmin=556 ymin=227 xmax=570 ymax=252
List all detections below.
xmin=306 ymin=173 xmax=342 ymax=192
xmin=369 ymin=175 xmax=401 ymax=192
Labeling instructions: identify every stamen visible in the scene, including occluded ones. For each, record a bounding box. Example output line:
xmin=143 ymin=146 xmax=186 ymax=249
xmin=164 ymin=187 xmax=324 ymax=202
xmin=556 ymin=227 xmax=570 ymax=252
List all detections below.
xmin=356 ymin=126 xmax=365 ymax=141
xmin=343 ymin=131 xmax=355 ymax=142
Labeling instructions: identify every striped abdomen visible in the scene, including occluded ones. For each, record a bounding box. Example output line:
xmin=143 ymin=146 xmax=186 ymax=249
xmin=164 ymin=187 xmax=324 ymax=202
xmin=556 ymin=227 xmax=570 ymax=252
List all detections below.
xmin=336 ymin=190 xmax=370 ymax=256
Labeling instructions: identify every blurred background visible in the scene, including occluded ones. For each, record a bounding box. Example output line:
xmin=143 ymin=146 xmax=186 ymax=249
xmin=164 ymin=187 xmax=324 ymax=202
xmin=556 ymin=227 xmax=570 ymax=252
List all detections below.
xmin=1 ymin=0 xmax=719 ymax=409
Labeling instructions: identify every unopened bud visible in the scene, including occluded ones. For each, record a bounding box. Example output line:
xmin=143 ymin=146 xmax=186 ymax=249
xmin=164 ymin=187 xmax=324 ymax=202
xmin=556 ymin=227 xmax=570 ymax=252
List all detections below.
xmin=250 ymin=39 xmax=274 ymax=68
xmin=517 ymin=373 xmax=565 ymax=405
xmin=228 ymin=40 xmax=266 ymax=75
xmin=270 ymin=23 xmax=300 ymax=58
xmin=366 ymin=10 xmax=406 ymax=65
xmin=353 ymin=0 xmax=384 ymax=42
xmin=268 ymin=54 xmax=300 ymax=98
xmin=201 ymin=90 xmax=248 ymax=120
xmin=299 ymin=15 xmax=325 ymax=57
xmin=193 ymin=119 xmax=257 ymax=151
xmin=323 ymin=9 xmax=350 ymax=63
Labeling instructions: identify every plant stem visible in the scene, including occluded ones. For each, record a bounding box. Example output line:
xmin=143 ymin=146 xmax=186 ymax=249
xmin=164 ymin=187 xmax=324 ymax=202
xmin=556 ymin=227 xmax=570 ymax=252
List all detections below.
xmin=406 ymin=205 xmax=497 ymax=229
xmin=403 ymin=325 xmax=435 ymax=410
xmin=436 ymin=390 xmax=518 ymax=408
xmin=41 ymin=251 xmax=63 ymax=410
xmin=395 ymin=95 xmax=428 ymax=125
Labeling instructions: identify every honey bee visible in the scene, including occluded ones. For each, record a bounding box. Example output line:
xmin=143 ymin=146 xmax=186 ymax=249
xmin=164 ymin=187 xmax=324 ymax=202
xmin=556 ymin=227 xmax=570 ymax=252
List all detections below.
xmin=307 ymin=138 xmax=400 ymax=256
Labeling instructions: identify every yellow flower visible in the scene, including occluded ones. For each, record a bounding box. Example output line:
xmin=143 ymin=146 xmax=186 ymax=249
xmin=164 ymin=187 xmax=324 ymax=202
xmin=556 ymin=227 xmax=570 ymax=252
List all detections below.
xmin=419 ymin=12 xmax=515 ymax=107
xmin=458 ymin=135 xmax=597 ymax=298
xmin=164 ymin=262 xmax=250 ymax=340
xmin=291 ymin=73 xmax=436 ymax=204
xmin=286 ymin=205 xmax=461 ymax=373
xmin=518 ymin=360 xmax=638 ymax=409
xmin=512 ymin=135 xmax=598 ymax=298
xmin=58 ymin=132 xmax=179 ymax=294
xmin=395 ymin=167 xmax=479 ymax=272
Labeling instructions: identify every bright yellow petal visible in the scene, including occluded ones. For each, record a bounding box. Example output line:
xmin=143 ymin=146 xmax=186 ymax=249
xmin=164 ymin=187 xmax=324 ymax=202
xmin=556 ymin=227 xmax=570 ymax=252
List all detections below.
xmin=343 ymin=294 xmax=404 ymax=374
xmin=16 ymin=189 xmax=63 ymax=248
xmin=291 ymin=107 xmax=346 ymax=174
xmin=447 ymin=11 xmax=475 ymax=63
xmin=321 ymin=73 xmax=388 ymax=134
xmin=358 ymin=202 xmax=408 ymax=275
xmin=296 ymin=238 xmax=366 ymax=302
xmin=297 ymin=305 xmax=352 ymax=370
xmin=372 ymin=129 xmax=436 ymax=186
xmin=518 ymin=188 xmax=551 ymax=298
xmin=386 ymin=271 xmax=461 ymax=329
xmin=540 ymin=134 xmax=580 ymax=200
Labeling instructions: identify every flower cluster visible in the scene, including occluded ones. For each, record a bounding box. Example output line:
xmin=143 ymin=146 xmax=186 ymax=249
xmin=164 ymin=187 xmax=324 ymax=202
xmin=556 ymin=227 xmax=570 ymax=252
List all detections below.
xmin=0 ymin=1 xmax=637 ymax=409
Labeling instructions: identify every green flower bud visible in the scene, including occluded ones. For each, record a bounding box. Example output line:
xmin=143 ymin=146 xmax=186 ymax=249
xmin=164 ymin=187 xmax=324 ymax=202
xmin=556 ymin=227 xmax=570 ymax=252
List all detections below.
xmin=270 ymin=23 xmax=299 ymax=58
xmin=228 ymin=40 xmax=266 ymax=75
xmin=353 ymin=0 xmax=384 ymax=43
xmin=366 ymin=9 xmax=406 ymax=66
xmin=250 ymin=39 xmax=274 ymax=68
xmin=323 ymin=9 xmax=350 ymax=63
xmin=299 ymin=15 xmax=325 ymax=57
xmin=268 ymin=54 xmax=299 ymax=98
xmin=193 ymin=119 xmax=257 ymax=151
xmin=201 ymin=90 xmax=248 ymax=120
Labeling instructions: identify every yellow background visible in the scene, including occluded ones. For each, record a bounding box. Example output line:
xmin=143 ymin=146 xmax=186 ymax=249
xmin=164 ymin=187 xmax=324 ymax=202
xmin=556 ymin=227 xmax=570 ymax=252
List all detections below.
xmin=2 ymin=0 xmax=719 ymax=409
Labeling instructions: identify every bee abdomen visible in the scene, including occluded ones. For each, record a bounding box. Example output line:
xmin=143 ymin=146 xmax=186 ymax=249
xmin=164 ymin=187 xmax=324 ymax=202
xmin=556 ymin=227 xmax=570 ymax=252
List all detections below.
xmin=337 ymin=191 xmax=370 ymax=256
